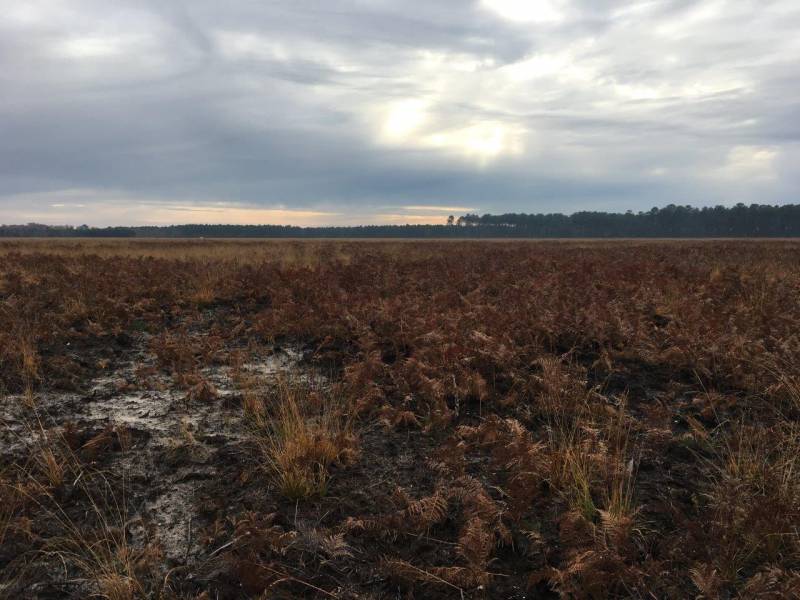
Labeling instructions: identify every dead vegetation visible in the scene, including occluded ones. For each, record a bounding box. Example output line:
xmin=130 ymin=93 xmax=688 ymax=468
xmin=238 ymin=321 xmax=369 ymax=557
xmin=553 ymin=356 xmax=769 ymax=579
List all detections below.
xmin=2 ymin=239 xmax=800 ymax=598
xmin=247 ymin=379 xmax=359 ymax=500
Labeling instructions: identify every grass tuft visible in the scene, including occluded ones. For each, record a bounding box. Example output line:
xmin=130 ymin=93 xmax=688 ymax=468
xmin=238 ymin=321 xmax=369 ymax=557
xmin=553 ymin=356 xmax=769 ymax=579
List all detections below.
xmin=249 ymin=379 xmax=359 ymax=500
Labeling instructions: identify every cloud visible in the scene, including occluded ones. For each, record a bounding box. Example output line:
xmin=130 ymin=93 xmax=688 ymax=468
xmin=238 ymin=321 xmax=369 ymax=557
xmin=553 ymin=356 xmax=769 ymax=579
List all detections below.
xmin=480 ymin=0 xmax=569 ymax=24
xmin=0 ymin=0 xmax=798 ymax=225
xmin=716 ymin=145 xmax=779 ymax=182
xmin=401 ymin=205 xmax=477 ymax=212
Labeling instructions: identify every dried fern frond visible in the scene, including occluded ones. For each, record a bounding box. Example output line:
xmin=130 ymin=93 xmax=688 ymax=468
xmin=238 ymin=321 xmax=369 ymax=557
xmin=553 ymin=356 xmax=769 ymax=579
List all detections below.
xmin=690 ymin=563 xmax=724 ymax=598
xmin=404 ymin=491 xmax=449 ymax=529
xmin=457 ymin=517 xmax=493 ymax=568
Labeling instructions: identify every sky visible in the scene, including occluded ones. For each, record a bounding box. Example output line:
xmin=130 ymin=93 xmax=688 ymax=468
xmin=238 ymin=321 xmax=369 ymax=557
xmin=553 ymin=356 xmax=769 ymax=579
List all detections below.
xmin=1 ymin=0 xmax=798 ymax=226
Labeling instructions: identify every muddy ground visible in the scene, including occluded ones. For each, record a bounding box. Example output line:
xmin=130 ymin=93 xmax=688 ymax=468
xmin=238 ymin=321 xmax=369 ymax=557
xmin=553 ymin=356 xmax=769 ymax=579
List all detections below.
xmin=1 ymin=322 xmax=307 ymax=595
xmin=0 ymin=321 xmax=459 ymax=599
xmin=0 ymin=325 xmax=708 ymax=599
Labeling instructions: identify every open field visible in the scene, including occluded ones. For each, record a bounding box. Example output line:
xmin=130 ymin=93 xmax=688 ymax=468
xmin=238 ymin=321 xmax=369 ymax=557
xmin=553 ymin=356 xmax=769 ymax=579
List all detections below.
xmin=2 ymin=239 xmax=800 ymax=598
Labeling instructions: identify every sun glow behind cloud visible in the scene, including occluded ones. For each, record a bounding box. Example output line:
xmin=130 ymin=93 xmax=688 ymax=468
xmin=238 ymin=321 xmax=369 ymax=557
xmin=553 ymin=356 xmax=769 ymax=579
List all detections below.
xmin=378 ymin=99 xmax=524 ymax=163
xmin=381 ymin=100 xmax=430 ymax=141
xmin=425 ymin=121 xmax=524 ymax=163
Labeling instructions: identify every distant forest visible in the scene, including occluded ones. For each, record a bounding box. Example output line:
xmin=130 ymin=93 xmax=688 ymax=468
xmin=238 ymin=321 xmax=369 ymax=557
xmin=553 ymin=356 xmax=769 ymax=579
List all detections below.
xmin=3 ymin=203 xmax=800 ymax=238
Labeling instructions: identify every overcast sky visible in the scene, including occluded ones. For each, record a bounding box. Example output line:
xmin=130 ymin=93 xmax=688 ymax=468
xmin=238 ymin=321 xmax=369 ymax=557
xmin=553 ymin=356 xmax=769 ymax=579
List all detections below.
xmin=1 ymin=0 xmax=798 ymax=226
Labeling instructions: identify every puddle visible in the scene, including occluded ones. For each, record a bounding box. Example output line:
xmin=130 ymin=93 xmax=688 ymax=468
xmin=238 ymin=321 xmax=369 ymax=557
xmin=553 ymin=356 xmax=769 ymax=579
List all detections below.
xmin=0 ymin=334 xmax=308 ymax=566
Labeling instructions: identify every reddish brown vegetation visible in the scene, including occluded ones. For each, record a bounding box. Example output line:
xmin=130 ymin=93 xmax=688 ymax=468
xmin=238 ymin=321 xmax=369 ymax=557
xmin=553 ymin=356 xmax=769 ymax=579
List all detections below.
xmin=1 ymin=239 xmax=800 ymax=598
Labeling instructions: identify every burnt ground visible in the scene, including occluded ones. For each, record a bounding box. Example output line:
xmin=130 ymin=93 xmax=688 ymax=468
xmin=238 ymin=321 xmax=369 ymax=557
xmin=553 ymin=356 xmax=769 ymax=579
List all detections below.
xmin=2 ymin=241 xmax=800 ymax=599
xmin=0 ymin=321 xmax=781 ymax=599
xmin=0 ymin=322 xmax=457 ymax=599
xmin=1 ymin=324 xmax=301 ymax=596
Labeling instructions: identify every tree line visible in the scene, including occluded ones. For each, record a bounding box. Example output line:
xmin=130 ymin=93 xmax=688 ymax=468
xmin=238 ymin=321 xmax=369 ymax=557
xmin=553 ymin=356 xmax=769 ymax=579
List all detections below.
xmin=2 ymin=203 xmax=799 ymax=238
xmin=455 ymin=203 xmax=800 ymax=237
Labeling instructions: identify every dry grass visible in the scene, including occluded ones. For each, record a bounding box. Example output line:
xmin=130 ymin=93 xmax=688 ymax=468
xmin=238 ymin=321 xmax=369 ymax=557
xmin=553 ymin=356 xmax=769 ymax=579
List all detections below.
xmin=34 ymin=446 xmax=65 ymax=490
xmin=698 ymin=423 xmax=800 ymax=586
xmin=247 ymin=379 xmax=359 ymax=500
xmin=561 ymin=444 xmax=598 ymax=522
xmin=1 ymin=418 xmax=158 ymax=599
xmin=0 ymin=238 xmax=428 ymax=264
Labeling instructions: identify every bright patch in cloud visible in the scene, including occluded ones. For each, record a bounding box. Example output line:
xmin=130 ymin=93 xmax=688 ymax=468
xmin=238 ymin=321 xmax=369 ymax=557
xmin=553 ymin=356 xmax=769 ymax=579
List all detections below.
xmin=417 ymin=50 xmax=494 ymax=73
xmin=378 ymin=95 xmax=524 ymax=163
xmin=718 ymin=146 xmax=779 ymax=181
xmin=214 ymin=31 xmax=289 ymax=61
xmin=503 ymin=51 xmax=596 ymax=83
xmin=56 ymin=35 xmax=131 ymax=59
xmin=480 ymin=0 xmax=566 ymax=24
xmin=656 ymin=0 xmax=726 ymax=39
xmin=426 ymin=121 xmax=524 ymax=162
xmin=381 ymin=100 xmax=430 ymax=141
